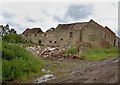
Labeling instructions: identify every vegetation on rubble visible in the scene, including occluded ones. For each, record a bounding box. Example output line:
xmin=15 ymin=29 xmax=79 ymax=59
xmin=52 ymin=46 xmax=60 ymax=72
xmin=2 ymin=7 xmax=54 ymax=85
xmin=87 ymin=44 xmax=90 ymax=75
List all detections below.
xmin=65 ymin=47 xmax=78 ymax=55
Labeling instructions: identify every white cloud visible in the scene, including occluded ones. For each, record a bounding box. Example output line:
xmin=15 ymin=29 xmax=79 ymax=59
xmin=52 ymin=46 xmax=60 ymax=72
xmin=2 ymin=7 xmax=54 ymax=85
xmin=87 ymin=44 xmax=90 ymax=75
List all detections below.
xmin=91 ymin=2 xmax=118 ymax=35
xmin=0 ymin=2 xmax=118 ymax=36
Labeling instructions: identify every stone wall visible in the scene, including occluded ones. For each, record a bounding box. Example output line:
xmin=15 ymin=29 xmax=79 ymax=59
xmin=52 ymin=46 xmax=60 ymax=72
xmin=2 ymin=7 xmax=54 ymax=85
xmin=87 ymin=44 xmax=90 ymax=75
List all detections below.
xmin=81 ymin=20 xmax=116 ymax=47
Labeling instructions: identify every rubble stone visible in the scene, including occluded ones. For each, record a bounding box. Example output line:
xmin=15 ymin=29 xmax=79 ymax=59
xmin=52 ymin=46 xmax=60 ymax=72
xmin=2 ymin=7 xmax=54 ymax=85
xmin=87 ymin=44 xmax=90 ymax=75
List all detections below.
xmin=26 ymin=45 xmax=80 ymax=60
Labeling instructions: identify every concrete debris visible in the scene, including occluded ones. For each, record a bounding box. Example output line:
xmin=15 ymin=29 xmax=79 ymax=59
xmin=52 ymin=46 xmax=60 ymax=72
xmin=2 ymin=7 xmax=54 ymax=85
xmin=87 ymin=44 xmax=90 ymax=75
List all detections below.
xmin=26 ymin=45 xmax=80 ymax=60
xmin=113 ymin=58 xmax=120 ymax=63
xmin=41 ymin=68 xmax=50 ymax=73
xmin=35 ymin=74 xmax=55 ymax=83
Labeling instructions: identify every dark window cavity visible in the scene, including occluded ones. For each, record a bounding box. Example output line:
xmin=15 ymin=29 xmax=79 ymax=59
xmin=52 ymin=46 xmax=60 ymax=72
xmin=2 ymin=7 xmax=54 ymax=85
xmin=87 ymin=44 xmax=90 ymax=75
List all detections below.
xmin=61 ymin=38 xmax=63 ymax=40
xmin=35 ymin=33 xmax=37 ymax=36
xmin=105 ymin=34 xmax=107 ymax=39
xmin=49 ymin=41 xmax=52 ymax=44
xmin=38 ymin=40 xmax=41 ymax=44
xmin=54 ymin=41 xmax=57 ymax=43
xmin=44 ymin=34 xmax=46 ymax=36
xmin=69 ymin=32 xmax=73 ymax=38
xmin=114 ymin=39 xmax=116 ymax=46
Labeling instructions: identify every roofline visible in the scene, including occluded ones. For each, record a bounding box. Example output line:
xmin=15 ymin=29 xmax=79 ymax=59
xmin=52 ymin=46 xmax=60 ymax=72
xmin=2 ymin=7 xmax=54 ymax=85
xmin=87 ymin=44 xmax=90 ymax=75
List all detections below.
xmin=105 ymin=26 xmax=116 ymax=35
xmin=58 ymin=22 xmax=88 ymax=25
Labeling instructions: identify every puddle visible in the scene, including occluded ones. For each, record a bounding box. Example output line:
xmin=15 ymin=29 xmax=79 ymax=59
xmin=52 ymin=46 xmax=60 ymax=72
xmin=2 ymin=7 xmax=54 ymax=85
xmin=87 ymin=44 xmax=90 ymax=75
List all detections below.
xmin=35 ymin=74 xmax=55 ymax=83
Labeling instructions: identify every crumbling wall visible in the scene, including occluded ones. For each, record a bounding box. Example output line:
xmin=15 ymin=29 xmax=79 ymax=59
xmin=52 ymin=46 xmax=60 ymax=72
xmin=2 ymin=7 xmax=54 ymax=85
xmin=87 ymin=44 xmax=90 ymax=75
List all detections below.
xmin=82 ymin=21 xmax=102 ymax=47
xmin=44 ymin=24 xmax=82 ymax=47
xmin=104 ymin=26 xmax=116 ymax=46
xmin=22 ymin=28 xmax=44 ymax=44
xmin=76 ymin=41 xmax=91 ymax=52
xmin=115 ymin=36 xmax=120 ymax=47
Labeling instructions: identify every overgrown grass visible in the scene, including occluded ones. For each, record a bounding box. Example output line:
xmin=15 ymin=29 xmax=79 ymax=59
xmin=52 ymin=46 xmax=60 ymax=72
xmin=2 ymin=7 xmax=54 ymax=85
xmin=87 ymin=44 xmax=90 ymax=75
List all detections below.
xmin=79 ymin=46 xmax=118 ymax=60
xmin=2 ymin=41 xmax=43 ymax=82
xmin=65 ymin=47 xmax=78 ymax=55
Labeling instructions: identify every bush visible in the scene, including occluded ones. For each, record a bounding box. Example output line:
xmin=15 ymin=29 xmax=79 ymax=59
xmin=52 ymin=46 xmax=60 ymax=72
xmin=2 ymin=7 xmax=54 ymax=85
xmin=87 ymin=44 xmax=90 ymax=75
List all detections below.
xmin=65 ymin=47 xmax=78 ymax=55
xmin=2 ymin=34 xmax=23 ymax=43
xmin=2 ymin=41 xmax=26 ymax=60
xmin=2 ymin=41 xmax=43 ymax=82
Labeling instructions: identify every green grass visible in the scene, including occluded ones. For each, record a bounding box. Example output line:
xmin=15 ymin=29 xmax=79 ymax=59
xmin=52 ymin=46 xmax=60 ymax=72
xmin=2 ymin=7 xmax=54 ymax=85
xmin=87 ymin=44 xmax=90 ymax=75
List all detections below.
xmin=79 ymin=46 xmax=118 ymax=60
xmin=65 ymin=47 xmax=78 ymax=55
xmin=64 ymin=47 xmax=78 ymax=57
xmin=2 ymin=41 xmax=43 ymax=82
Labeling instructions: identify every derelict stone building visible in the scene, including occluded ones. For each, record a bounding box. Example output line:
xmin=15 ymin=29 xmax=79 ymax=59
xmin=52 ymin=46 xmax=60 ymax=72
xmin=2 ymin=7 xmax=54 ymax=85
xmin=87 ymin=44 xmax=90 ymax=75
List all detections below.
xmin=22 ymin=19 xmax=118 ymax=48
xmin=22 ymin=28 xmax=44 ymax=44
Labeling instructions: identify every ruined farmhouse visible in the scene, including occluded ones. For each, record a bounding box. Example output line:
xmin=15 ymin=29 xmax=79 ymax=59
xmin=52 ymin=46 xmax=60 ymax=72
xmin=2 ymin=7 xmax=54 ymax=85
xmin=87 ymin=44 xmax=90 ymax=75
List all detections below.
xmin=22 ymin=19 xmax=119 ymax=48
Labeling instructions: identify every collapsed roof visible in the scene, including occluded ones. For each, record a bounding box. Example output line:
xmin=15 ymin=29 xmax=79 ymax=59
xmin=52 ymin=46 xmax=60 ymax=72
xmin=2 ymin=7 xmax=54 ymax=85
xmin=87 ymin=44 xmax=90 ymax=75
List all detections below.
xmin=22 ymin=28 xmax=43 ymax=34
xmin=55 ymin=22 xmax=88 ymax=31
xmin=22 ymin=19 xmax=116 ymax=36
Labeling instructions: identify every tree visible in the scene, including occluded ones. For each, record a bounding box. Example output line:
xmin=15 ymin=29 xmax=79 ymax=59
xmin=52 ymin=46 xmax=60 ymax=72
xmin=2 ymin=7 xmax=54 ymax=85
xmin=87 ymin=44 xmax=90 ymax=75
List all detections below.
xmin=0 ymin=25 xmax=3 ymax=36
xmin=0 ymin=24 xmax=17 ymax=36
xmin=9 ymin=28 xmax=17 ymax=34
xmin=3 ymin=24 xmax=10 ymax=35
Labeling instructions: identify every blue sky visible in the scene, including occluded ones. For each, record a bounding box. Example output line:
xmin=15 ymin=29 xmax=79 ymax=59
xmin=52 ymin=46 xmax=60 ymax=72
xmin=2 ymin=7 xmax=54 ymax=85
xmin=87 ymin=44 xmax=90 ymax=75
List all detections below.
xmin=0 ymin=1 xmax=118 ymax=36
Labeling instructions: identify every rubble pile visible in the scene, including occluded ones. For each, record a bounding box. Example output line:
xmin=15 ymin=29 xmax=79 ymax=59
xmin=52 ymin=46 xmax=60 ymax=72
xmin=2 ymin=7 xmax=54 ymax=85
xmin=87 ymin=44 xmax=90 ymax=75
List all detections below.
xmin=26 ymin=45 xmax=80 ymax=60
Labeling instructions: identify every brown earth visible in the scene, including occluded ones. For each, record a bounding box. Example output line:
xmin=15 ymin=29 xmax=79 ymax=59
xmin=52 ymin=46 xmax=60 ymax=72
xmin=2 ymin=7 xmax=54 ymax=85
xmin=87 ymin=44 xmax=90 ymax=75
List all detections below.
xmin=43 ymin=58 xmax=118 ymax=83
xmin=6 ymin=57 xmax=119 ymax=84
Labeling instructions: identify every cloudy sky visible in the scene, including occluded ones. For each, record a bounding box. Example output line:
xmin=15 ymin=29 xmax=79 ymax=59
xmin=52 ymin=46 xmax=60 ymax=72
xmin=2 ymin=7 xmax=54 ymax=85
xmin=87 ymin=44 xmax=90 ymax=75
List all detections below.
xmin=0 ymin=1 xmax=118 ymax=36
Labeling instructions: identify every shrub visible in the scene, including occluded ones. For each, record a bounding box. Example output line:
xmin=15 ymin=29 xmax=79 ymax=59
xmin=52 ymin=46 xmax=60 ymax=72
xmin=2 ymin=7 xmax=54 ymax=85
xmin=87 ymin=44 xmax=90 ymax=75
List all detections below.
xmin=65 ymin=47 xmax=78 ymax=55
xmin=2 ymin=34 xmax=23 ymax=43
xmin=2 ymin=41 xmax=43 ymax=82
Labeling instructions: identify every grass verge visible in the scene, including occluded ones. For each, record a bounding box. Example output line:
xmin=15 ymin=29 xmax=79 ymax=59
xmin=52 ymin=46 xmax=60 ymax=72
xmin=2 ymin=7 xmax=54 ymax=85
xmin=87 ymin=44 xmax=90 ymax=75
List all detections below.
xmin=79 ymin=46 xmax=118 ymax=60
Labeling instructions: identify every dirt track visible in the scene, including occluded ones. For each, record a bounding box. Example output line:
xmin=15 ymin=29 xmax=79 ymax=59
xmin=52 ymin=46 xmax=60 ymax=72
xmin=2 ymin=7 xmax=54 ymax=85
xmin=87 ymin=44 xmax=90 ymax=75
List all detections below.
xmin=43 ymin=58 xmax=118 ymax=83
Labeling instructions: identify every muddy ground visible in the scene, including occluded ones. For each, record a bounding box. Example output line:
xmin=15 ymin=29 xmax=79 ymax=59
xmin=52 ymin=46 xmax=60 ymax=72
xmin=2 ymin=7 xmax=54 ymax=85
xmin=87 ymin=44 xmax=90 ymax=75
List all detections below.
xmin=29 ymin=57 xmax=118 ymax=83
